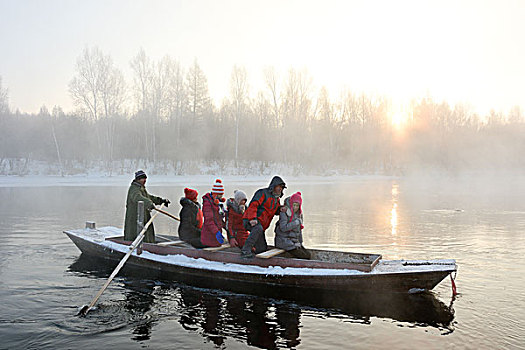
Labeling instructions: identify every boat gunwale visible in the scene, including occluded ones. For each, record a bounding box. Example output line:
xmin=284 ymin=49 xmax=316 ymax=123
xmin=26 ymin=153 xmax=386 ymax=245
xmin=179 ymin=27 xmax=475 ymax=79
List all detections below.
xmin=107 ymin=237 xmax=380 ymax=272
xmin=64 ymin=228 xmax=456 ymax=274
xmin=64 ymin=230 xmax=457 ymax=293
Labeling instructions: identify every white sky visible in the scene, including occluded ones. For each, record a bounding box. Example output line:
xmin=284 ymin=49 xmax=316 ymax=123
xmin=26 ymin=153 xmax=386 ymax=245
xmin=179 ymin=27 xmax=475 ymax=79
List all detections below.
xmin=1 ymin=0 xmax=524 ymax=115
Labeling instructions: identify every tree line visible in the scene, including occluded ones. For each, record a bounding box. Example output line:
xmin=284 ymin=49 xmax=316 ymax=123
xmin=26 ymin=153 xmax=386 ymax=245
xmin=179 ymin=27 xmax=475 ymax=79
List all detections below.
xmin=0 ymin=47 xmax=524 ymax=176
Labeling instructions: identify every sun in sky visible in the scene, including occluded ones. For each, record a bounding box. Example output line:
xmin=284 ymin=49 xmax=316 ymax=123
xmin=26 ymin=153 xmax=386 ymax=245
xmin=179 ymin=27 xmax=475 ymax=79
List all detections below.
xmin=391 ymin=112 xmax=407 ymax=128
xmin=389 ymin=102 xmax=411 ymax=130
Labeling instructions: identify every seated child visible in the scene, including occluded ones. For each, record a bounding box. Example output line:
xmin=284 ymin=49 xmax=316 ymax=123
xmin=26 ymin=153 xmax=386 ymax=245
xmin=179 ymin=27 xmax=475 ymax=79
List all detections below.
xmin=274 ymin=192 xmax=310 ymax=259
xmin=201 ymin=179 xmax=226 ymax=247
xmin=226 ymin=190 xmax=249 ymax=248
xmin=178 ymin=188 xmax=206 ymax=248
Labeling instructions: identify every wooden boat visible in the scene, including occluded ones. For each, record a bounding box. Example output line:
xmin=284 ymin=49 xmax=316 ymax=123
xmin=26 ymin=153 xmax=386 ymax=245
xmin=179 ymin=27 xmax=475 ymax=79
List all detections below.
xmin=69 ymin=254 xmax=456 ymax=329
xmin=64 ymin=223 xmax=457 ymax=294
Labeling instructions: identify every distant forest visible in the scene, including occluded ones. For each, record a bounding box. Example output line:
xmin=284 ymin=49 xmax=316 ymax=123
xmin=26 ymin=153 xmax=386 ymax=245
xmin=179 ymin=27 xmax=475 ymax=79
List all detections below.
xmin=1 ymin=47 xmax=524 ymax=176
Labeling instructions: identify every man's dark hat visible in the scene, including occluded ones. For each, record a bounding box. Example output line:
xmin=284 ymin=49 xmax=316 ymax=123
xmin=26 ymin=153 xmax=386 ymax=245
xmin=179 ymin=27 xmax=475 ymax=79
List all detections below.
xmin=135 ymin=170 xmax=147 ymax=180
xmin=269 ymin=175 xmax=286 ymax=189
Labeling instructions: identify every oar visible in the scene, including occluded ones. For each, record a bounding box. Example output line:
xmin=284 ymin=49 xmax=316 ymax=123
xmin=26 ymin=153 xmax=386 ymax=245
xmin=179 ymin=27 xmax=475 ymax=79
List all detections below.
xmin=153 ymin=207 xmax=180 ymax=221
xmin=78 ymin=203 xmax=165 ymax=316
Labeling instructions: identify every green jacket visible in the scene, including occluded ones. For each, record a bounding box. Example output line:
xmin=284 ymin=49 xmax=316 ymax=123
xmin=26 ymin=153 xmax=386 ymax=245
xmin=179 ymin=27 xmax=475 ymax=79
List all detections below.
xmin=123 ymin=181 xmax=163 ymax=243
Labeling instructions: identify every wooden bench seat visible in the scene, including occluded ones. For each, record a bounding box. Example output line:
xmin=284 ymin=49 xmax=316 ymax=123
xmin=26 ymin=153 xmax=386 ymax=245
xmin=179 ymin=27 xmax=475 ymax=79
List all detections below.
xmin=157 ymin=240 xmax=186 ymax=246
xmin=203 ymin=243 xmax=231 ymax=251
xmin=256 ymin=248 xmax=285 ymax=259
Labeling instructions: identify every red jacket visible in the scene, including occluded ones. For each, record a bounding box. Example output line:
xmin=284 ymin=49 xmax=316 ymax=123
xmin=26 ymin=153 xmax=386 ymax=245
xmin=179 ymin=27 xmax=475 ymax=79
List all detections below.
xmin=201 ymin=193 xmax=224 ymax=247
xmin=226 ymin=198 xmax=249 ymax=247
xmin=243 ymin=176 xmax=286 ymax=230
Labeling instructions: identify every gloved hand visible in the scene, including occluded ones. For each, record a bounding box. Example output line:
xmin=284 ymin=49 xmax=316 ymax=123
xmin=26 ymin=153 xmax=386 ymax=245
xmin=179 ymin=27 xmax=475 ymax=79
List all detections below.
xmin=300 ymin=224 xmax=304 ymax=230
xmin=216 ymin=231 xmax=225 ymax=244
xmin=229 ymin=237 xmax=238 ymax=248
xmin=162 ymin=198 xmax=171 ymax=208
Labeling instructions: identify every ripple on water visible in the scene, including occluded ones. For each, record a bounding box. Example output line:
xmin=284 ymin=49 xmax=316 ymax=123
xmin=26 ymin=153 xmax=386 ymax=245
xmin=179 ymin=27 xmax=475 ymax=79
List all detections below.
xmin=54 ymin=302 xmax=158 ymax=336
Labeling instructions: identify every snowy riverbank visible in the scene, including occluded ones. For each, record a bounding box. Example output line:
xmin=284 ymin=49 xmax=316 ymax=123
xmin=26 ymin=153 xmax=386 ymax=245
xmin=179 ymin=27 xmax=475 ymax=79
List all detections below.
xmin=0 ymin=173 xmax=395 ymax=188
xmin=0 ymin=158 xmax=397 ymax=187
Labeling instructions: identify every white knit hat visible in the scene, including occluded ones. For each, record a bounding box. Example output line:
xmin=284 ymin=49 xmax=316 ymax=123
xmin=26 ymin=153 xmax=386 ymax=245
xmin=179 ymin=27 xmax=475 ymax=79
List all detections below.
xmin=211 ymin=178 xmax=225 ymax=195
xmin=233 ymin=189 xmax=247 ymax=205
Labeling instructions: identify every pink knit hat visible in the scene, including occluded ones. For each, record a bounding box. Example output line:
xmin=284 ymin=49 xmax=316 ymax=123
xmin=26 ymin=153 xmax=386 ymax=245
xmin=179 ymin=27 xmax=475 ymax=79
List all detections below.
xmin=290 ymin=192 xmax=303 ymax=216
xmin=211 ymin=179 xmax=225 ymax=195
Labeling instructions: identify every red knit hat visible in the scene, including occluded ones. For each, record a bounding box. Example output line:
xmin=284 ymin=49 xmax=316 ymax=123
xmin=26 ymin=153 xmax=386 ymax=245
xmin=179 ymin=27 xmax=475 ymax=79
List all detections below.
xmin=184 ymin=188 xmax=198 ymax=201
xmin=211 ymin=178 xmax=225 ymax=195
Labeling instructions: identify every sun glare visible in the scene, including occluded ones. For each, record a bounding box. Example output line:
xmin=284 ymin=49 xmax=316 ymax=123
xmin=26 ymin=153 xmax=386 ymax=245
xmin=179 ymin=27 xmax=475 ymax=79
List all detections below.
xmin=391 ymin=112 xmax=404 ymax=127
xmin=389 ymin=103 xmax=412 ymax=130
xmin=390 ymin=111 xmax=410 ymax=129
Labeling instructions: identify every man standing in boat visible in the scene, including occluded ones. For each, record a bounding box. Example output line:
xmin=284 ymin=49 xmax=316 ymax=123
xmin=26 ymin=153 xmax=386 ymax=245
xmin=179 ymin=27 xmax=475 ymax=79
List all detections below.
xmin=123 ymin=170 xmax=170 ymax=243
xmin=241 ymin=176 xmax=286 ymax=258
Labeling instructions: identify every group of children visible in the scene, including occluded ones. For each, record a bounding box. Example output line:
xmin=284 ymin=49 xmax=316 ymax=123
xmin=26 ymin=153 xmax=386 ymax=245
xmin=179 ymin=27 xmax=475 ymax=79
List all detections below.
xmin=177 ymin=177 xmax=310 ymax=259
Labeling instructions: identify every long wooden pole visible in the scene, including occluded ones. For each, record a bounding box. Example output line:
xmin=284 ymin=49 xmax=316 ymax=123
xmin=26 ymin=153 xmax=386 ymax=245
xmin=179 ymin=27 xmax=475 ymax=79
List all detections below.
xmin=79 ymin=203 xmax=165 ymax=316
xmin=153 ymin=207 xmax=180 ymax=221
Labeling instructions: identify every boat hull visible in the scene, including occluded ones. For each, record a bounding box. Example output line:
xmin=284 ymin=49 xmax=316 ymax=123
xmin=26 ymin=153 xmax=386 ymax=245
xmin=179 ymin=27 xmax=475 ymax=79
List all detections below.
xmin=65 ymin=229 xmax=456 ymax=294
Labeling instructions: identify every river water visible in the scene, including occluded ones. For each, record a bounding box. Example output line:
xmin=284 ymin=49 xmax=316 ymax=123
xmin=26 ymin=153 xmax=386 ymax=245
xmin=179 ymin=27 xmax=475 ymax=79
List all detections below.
xmin=0 ymin=175 xmax=524 ymax=349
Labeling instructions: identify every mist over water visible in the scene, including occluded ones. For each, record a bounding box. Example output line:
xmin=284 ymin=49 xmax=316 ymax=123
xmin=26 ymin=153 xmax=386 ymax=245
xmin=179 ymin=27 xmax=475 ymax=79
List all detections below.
xmin=1 ymin=1 xmax=524 ymax=348
xmin=0 ymin=176 xmax=524 ymax=349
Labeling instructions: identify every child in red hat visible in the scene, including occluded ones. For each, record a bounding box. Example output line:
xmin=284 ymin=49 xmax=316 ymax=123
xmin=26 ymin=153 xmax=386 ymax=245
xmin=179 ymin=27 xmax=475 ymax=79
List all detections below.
xmin=178 ymin=188 xmax=206 ymax=248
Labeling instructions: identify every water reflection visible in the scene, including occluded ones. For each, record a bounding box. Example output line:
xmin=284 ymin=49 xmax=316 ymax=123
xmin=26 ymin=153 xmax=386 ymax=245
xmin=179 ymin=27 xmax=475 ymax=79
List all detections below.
xmin=178 ymin=288 xmax=300 ymax=348
xmin=122 ymin=280 xmax=156 ymax=341
xmin=391 ymin=203 xmax=398 ymax=236
xmin=68 ymin=254 xmax=456 ymax=347
xmin=391 ymin=183 xmax=399 ymax=236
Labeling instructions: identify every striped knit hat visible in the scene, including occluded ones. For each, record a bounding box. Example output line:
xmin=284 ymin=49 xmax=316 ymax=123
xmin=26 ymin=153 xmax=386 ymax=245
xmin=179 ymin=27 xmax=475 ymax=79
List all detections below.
xmin=211 ymin=178 xmax=225 ymax=195
xmin=134 ymin=170 xmax=147 ymax=180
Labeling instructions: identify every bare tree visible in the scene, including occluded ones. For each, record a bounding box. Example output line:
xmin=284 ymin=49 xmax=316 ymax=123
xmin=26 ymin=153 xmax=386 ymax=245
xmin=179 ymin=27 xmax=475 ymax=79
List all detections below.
xmin=69 ymin=46 xmax=125 ymax=173
xmin=151 ymin=56 xmax=173 ymax=121
xmin=508 ymin=105 xmax=523 ymax=124
xmin=130 ymin=48 xmax=153 ymax=113
xmin=169 ymin=60 xmax=186 ymax=147
xmin=99 ymin=67 xmax=126 ymax=118
xmin=264 ymin=66 xmax=281 ymax=128
xmin=0 ymin=76 xmax=8 ymax=115
xmin=148 ymin=56 xmax=174 ymax=163
xmin=229 ymin=65 xmax=248 ymax=163
xmin=100 ymin=65 xmax=126 ymax=173
xmin=282 ymin=68 xmax=313 ymax=161
xmin=130 ymin=52 xmax=187 ymax=162
xmin=186 ymin=58 xmax=211 ymax=123
xmin=130 ymin=48 xmax=154 ymax=161
xmin=264 ymin=66 xmax=286 ymax=158
xmin=283 ymin=68 xmax=313 ymax=124
xmin=51 ymin=106 xmax=64 ymax=175
xmin=314 ymin=86 xmax=335 ymax=162
xmin=69 ymin=47 xmax=106 ymax=121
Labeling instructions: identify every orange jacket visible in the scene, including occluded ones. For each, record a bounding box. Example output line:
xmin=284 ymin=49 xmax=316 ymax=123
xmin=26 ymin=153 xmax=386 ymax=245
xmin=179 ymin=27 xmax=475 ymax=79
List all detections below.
xmin=243 ymin=176 xmax=286 ymax=230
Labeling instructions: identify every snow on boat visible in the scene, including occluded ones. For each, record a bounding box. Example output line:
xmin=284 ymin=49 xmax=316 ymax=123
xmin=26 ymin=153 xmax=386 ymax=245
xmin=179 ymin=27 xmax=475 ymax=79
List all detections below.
xmin=64 ymin=224 xmax=457 ymax=294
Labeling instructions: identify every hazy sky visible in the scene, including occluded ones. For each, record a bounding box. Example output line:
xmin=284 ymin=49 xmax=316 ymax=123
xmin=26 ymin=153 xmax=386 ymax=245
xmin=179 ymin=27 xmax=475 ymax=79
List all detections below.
xmin=1 ymin=0 xmax=524 ymax=115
